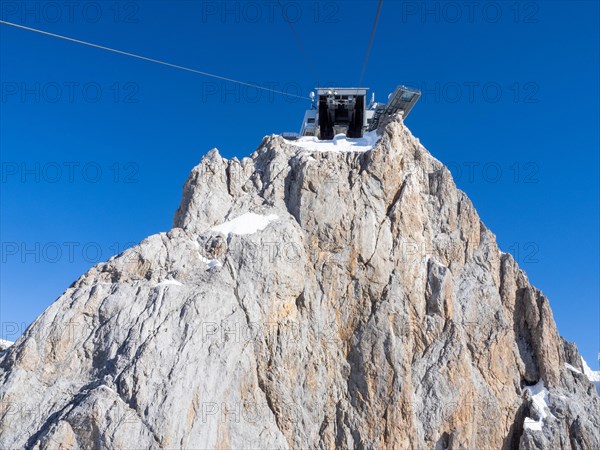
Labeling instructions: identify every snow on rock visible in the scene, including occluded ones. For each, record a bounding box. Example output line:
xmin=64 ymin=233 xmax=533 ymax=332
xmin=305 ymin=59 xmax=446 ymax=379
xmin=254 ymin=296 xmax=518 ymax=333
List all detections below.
xmin=156 ymin=279 xmax=183 ymax=287
xmin=206 ymin=259 xmax=221 ymax=269
xmin=188 ymin=239 xmax=222 ymax=269
xmin=565 ymin=363 xmax=582 ymax=374
xmin=211 ymin=212 xmax=278 ymax=236
xmin=0 ymin=339 xmax=14 ymax=351
xmin=199 ymin=255 xmax=222 ymax=270
xmin=582 ymin=357 xmax=600 ymax=394
xmin=291 ymin=131 xmax=380 ymax=153
xmin=523 ymin=380 xmax=551 ymax=431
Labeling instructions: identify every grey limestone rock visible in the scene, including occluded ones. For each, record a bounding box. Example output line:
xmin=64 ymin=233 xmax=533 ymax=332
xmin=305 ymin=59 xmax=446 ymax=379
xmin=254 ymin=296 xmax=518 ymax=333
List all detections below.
xmin=1 ymin=116 xmax=598 ymax=449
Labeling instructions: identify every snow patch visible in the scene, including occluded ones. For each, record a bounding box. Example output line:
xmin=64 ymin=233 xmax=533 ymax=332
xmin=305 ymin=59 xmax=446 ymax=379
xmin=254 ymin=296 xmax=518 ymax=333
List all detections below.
xmin=523 ymin=380 xmax=551 ymax=432
xmin=191 ymin=239 xmax=222 ymax=270
xmin=291 ymin=131 xmax=380 ymax=153
xmin=156 ymin=279 xmax=183 ymax=287
xmin=211 ymin=213 xmax=278 ymax=236
xmin=0 ymin=339 xmax=14 ymax=350
xmin=99 ymin=384 xmax=118 ymax=394
xmin=200 ymin=255 xmax=222 ymax=270
xmin=207 ymin=259 xmax=221 ymax=269
xmin=565 ymin=363 xmax=582 ymax=374
xmin=581 ymin=357 xmax=600 ymax=394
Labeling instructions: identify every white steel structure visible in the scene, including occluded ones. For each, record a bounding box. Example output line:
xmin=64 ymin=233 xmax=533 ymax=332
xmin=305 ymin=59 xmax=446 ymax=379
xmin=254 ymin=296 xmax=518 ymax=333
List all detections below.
xmin=295 ymin=86 xmax=421 ymax=141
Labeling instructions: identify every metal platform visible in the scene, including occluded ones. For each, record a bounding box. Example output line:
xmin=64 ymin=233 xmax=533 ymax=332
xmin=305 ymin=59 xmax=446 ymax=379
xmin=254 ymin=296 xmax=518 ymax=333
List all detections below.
xmin=289 ymin=85 xmax=421 ymax=141
xmin=367 ymin=85 xmax=421 ymax=131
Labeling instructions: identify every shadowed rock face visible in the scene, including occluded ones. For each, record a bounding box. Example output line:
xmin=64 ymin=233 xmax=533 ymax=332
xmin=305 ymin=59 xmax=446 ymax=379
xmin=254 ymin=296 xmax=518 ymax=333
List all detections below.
xmin=1 ymin=116 xmax=598 ymax=449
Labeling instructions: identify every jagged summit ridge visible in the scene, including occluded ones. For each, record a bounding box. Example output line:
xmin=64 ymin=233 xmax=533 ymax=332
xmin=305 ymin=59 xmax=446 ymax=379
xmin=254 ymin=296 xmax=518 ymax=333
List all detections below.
xmin=1 ymin=116 xmax=598 ymax=450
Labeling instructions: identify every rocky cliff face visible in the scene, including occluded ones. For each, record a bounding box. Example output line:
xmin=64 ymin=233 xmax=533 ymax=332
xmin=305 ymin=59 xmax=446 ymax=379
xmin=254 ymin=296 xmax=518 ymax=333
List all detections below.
xmin=1 ymin=116 xmax=598 ymax=450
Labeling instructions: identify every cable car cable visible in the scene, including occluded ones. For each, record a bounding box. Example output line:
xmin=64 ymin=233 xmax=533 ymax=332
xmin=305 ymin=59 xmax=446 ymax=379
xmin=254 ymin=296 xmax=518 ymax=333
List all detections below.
xmin=277 ymin=0 xmax=318 ymax=81
xmin=0 ymin=20 xmax=311 ymax=101
xmin=357 ymin=0 xmax=384 ymax=88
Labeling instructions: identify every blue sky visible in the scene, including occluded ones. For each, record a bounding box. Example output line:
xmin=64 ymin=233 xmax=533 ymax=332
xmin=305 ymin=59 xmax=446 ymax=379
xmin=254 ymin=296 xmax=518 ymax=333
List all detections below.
xmin=0 ymin=1 xmax=598 ymax=367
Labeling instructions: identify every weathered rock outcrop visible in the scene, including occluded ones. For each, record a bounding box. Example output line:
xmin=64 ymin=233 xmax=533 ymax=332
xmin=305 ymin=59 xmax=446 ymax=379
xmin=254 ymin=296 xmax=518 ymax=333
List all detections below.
xmin=1 ymin=116 xmax=598 ymax=449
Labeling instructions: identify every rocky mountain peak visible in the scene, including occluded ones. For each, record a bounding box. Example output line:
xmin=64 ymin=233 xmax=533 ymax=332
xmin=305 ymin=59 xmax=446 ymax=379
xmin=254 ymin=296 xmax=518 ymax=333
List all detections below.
xmin=1 ymin=115 xmax=598 ymax=449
